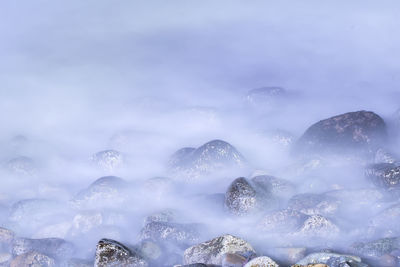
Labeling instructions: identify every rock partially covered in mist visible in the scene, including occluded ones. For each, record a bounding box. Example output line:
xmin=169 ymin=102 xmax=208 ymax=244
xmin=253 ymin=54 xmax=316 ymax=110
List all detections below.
xmin=10 ymin=251 xmax=56 ymax=267
xmin=244 ymin=256 xmax=279 ymax=267
xmin=168 ymin=140 xmax=247 ymax=180
xmin=294 ymin=215 xmax=340 ymax=237
xmin=287 ymin=193 xmax=339 ymax=217
xmin=0 ymin=227 xmax=15 ymax=251
xmin=350 ymin=237 xmax=400 ymax=260
xmin=295 ymin=110 xmax=387 ymax=157
xmin=370 ymin=203 xmax=400 ymax=235
xmin=264 ymin=247 xmax=306 ymax=265
xmin=375 ymin=148 xmax=399 ymax=164
xmin=183 ymin=234 xmax=256 ymax=265
xmin=139 ymin=221 xmax=202 ymax=247
xmin=365 ymin=163 xmax=400 ymax=194
xmin=295 ymin=252 xmax=363 ymax=266
xmin=91 ymin=150 xmax=124 ymax=171
xmin=225 ymin=177 xmax=257 ymax=216
xmin=258 ymin=209 xmax=309 ymax=233
xmin=94 ymin=238 xmax=148 ymax=267
xmin=143 ymin=210 xmax=176 ymax=225
xmin=73 ymin=176 xmax=129 ymax=208
xmin=4 ymin=156 xmax=36 ymax=175
xmin=12 ymin=237 xmax=74 ymax=259
xmin=251 ymin=175 xmax=295 ymax=199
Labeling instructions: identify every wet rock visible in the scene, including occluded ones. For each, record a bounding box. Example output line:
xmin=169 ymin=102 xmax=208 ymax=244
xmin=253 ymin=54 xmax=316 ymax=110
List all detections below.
xmin=4 ymin=156 xmax=36 ymax=175
xmin=295 ymin=110 xmax=387 ymax=157
xmin=225 ymin=177 xmax=258 ymax=216
xmin=375 ymin=148 xmax=398 ymax=164
xmin=73 ymin=176 xmax=129 ymax=208
xmin=12 ymin=237 xmax=74 ymax=259
xmin=288 ymin=193 xmax=339 ymax=217
xmin=258 ymin=209 xmax=308 ymax=233
xmin=264 ymin=247 xmax=306 ymax=265
xmin=168 ymin=140 xmax=247 ymax=180
xmin=295 ymin=215 xmax=340 ymax=237
xmin=139 ymin=221 xmax=202 ymax=247
xmin=244 ymin=256 xmax=279 ymax=267
xmin=91 ymin=150 xmax=124 ymax=171
xmin=221 ymin=253 xmax=247 ymax=267
xmin=365 ymin=163 xmax=400 ymax=193
xmin=295 ymin=252 xmax=362 ymax=266
xmin=94 ymin=238 xmax=148 ymax=267
xmin=10 ymin=251 xmax=56 ymax=267
xmin=183 ymin=234 xmax=256 ymax=265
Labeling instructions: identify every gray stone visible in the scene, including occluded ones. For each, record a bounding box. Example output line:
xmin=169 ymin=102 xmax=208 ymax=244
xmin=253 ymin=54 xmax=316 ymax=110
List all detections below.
xmin=183 ymin=234 xmax=255 ymax=265
xmin=288 ymin=193 xmax=339 ymax=217
xmin=244 ymin=256 xmax=279 ymax=267
xmin=258 ymin=209 xmax=309 ymax=233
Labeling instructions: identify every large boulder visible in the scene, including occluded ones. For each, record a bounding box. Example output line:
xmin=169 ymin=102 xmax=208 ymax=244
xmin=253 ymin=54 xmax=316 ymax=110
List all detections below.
xmin=183 ymin=234 xmax=255 ymax=265
xmin=295 ymin=111 xmax=387 ymax=157
xmin=168 ymin=140 xmax=247 ymax=180
xmin=94 ymin=239 xmax=148 ymax=267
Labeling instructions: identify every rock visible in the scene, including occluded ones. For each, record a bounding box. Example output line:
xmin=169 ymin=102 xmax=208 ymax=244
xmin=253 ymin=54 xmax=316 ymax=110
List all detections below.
xmin=33 ymin=221 xmax=71 ymax=239
xmin=295 ymin=252 xmax=362 ymax=266
xmin=295 ymin=215 xmax=340 ymax=237
xmin=9 ymin=199 xmax=68 ymax=233
xmin=0 ymin=253 xmax=11 ymax=266
xmin=91 ymin=150 xmax=124 ymax=171
xmin=139 ymin=221 xmax=202 ymax=247
xmin=168 ymin=140 xmax=247 ymax=180
xmin=225 ymin=177 xmax=258 ymax=216
xmin=244 ymin=256 xmax=279 ymax=267
xmin=221 ymin=253 xmax=247 ymax=267
xmin=68 ymin=210 xmax=103 ymax=236
xmin=143 ymin=210 xmax=176 ymax=225
xmin=295 ymin=110 xmax=387 ymax=157
xmin=94 ymin=238 xmax=148 ymax=267
xmin=350 ymin=237 xmax=400 ymax=259
xmin=265 ymin=129 xmax=294 ymax=147
xmin=12 ymin=237 xmax=74 ymax=259
xmin=0 ymin=227 xmax=14 ymax=251
xmin=287 ymin=193 xmax=339 ymax=217
xmin=258 ymin=209 xmax=308 ymax=233
xmin=4 ymin=156 xmax=36 ymax=175
xmin=61 ymin=258 xmax=93 ymax=267
xmin=10 ymin=251 xmax=56 ymax=267
xmin=375 ymin=149 xmax=398 ymax=164
xmin=73 ymin=176 xmax=129 ymax=208
xmin=365 ymin=163 xmax=400 ymax=193
xmin=183 ymin=234 xmax=256 ymax=265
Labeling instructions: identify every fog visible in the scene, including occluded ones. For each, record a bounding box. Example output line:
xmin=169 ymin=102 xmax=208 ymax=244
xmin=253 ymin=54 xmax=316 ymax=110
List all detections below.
xmin=0 ymin=1 xmax=400 ymax=266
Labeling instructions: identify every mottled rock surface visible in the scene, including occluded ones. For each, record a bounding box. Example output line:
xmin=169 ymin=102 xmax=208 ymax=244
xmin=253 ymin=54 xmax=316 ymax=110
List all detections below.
xmin=244 ymin=256 xmax=279 ymax=267
xmin=10 ymin=251 xmax=56 ymax=267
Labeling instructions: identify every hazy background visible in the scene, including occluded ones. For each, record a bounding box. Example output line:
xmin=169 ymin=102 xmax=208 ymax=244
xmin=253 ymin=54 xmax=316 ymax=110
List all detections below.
xmin=0 ymin=0 xmax=400 ymax=263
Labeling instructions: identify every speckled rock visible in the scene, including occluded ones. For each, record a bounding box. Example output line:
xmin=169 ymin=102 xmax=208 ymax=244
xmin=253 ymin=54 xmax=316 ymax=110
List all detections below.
xmin=375 ymin=149 xmax=398 ymax=164
xmin=295 ymin=215 xmax=340 ymax=237
xmin=91 ymin=150 xmax=124 ymax=171
xmin=225 ymin=177 xmax=258 ymax=216
xmin=288 ymin=193 xmax=339 ymax=217
xmin=143 ymin=210 xmax=176 ymax=225
xmin=73 ymin=176 xmax=129 ymax=208
xmin=258 ymin=209 xmax=308 ymax=233
xmin=10 ymin=251 xmax=56 ymax=267
xmin=183 ymin=234 xmax=256 ymax=265
xmin=139 ymin=221 xmax=202 ymax=247
xmin=94 ymin=238 xmax=148 ymax=267
xmin=264 ymin=247 xmax=306 ymax=265
xmin=350 ymin=237 xmax=400 ymax=259
xmin=12 ymin=237 xmax=74 ymax=259
xmin=365 ymin=163 xmax=400 ymax=193
xmin=244 ymin=256 xmax=279 ymax=267
xmin=168 ymin=140 xmax=247 ymax=180
xmin=295 ymin=110 xmax=387 ymax=157
xmin=295 ymin=252 xmax=362 ymax=266
xmin=221 ymin=253 xmax=247 ymax=267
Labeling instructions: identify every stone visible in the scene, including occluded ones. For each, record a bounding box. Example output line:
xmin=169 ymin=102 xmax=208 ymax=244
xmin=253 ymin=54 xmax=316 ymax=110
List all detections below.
xmin=365 ymin=163 xmax=400 ymax=193
xmin=375 ymin=148 xmax=398 ymax=164
xmin=168 ymin=140 xmax=247 ymax=180
xmin=295 ymin=110 xmax=387 ymax=157
xmin=287 ymin=193 xmax=339 ymax=217
xmin=295 ymin=252 xmax=362 ymax=266
xmin=0 ymin=227 xmax=14 ymax=250
xmin=183 ymin=234 xmax=255 ymax=265
xmin=295 ymin=215 xmax=340 ymax=237
xmin=12 ymin=237 xmax=74 ymax=259
xmin=251 ymin=175 xmax=295 ymax=198
xmin=225 ymin=177 xmax=258 ymax=216
xmin=258 ymin=209 xmax=308 ymax=233
xmin=350 ymin=237 xmax=400 ymax=259
xmin=94 ymin=238 xmax=148 ymax=267
xmin=10 ymin=251 xmax=56 ymax=267
xmin=91 ymin=150 xmax=124 ymax=171
xmin=244 ymin=256 xmax=279 ymax=267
